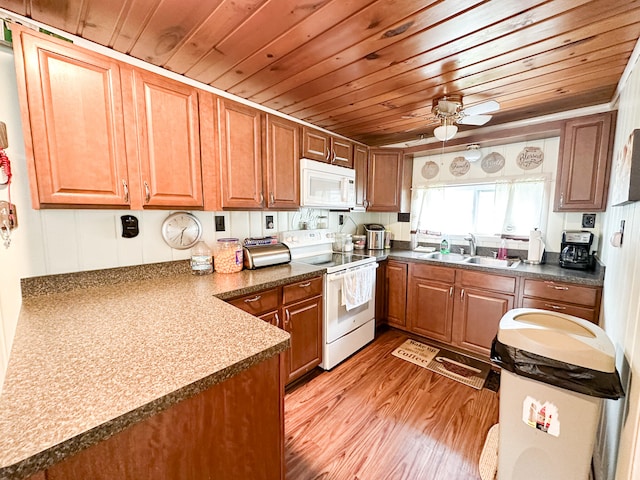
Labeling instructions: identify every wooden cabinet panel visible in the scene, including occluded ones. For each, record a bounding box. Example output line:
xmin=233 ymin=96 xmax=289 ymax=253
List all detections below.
xmin=375 ymin=260 xmax=387 ymax=327
xmin=354 ymin=144 xmax=368 ymax=210
xmin=46 ymin=355 xmax=284 ymax=480
xmin=132 ymin=69 xmax=203 ymax=208
xmin=218 ymin=98 xmax=264 ymax=208
xmin=411 ymin=263 xmax=456 ymax=284
xmin=457 ymin=269 xmax=517 ymax=294
xmin=521 ymin=298 xmax=597 ymax=324
xmin=13 ymin=26 xmax=131 ymax=208
xmin=385 ymin=261 xmax=408 ymax=328
xmin=283 ymin=296 xmax=323 ymax=384
xmin=282 ymin=277 xmax=323 ymax=305
xmin=367 ymin=149 xmax=403 ymax=211
xmin=331 ymin=137 xmax=354 ymax=168
xmin=522 ymin=279 xmax=598 ymax=306
xmin=454 ymin=287 xmax=514 ymax=357
xmin=554 ymin=111 xmax=615 ymax=212
xmin=301 ymin=126 xmax=330 ymax=162
xmin=228 ymin=288 xmax=281 ymax=316
xmin=264 ymin=115 xmax=299 ymax=209
xmin=408 ymin=278 xmax=454 ymax=343
xmin=260 ymin=310 xmax=282 ymax=328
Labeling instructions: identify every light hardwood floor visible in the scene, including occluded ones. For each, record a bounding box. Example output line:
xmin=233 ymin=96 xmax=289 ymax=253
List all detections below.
xmin=284 ymin=328 xmax=499 ymax=480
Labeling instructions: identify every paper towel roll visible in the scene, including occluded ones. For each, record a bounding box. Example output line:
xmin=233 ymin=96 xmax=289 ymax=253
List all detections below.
xmin=527 ymin=230 xmax=544 ymax=263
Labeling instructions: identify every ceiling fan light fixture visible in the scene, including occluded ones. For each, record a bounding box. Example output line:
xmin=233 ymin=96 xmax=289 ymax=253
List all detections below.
xmin=433 ymin=124 xmax=457 ymax=141
xmin=463 ymin=144 xmax=482 ymax=162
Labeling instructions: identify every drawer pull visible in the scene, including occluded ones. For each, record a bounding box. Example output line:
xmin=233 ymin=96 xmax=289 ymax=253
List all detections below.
xmin=275 ymin=312 xmax=280 ymax=327
xmin=244 ymin=295 xmax=262 ymax=303
xmin=546 ymin=284 xmax=569 ymax=291
xmin=298 ymin=282 xmax=312 ymax=288
xmin=460 ymin=288 xmax=465 ymax=301
xmin=544 ymin=303 xmax=567 ymax=310
xmin=449 ymin=286 xmax=453 ymax=297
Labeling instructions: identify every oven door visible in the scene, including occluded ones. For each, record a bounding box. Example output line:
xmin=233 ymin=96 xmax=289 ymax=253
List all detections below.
xmin=324 ymin=263 xmax=376 ymax=344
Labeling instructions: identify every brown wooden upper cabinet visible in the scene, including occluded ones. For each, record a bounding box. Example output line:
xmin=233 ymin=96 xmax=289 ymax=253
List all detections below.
xmin=366 ymin=149 xmax=404 ymax=212
xmin=301 ymin=126 xmax=354 ymax=168
xmin=12 ymin=25 xmax=207 ymax=210
xmin=353 ymin=144 xmax=369 ymax=210
xmin=554 ymin=111 xmax=616 ymax=212
xmin=13 ymin=25 xmax=132 ymax=208
xmin=218 ymin=98 xmax=299 ymax=210
xmin=130 ymin=69 xmax=203 ymax=208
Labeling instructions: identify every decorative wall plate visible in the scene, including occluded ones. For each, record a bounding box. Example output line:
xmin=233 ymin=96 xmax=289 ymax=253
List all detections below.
xmin=449 ymin=156 xmax=470 ymax=176
xmin=421 ymin=160 xmax=439 ymax=179
xmin=516 ymin=146 xmax=544 ymax=170
xmin=481 ymin=152 xmax=505 ymax=173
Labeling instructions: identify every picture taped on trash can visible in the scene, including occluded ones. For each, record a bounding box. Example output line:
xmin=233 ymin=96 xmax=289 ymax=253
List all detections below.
xmin=522 ymin=396 xmax=560 ymax=437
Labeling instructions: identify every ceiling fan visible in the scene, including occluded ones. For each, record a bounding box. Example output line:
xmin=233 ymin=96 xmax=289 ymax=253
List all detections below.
xmin=431 ymin=95 xmax=500 ymax=141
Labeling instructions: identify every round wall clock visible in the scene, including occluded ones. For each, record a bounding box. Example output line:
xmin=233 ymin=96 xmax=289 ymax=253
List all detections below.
xmin=161 ymin=212 xmax=202 ymax=249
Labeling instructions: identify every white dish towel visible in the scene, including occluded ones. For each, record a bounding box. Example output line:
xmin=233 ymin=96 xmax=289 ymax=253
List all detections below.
xmin=341 ymin=265 xmax=376 ymax=311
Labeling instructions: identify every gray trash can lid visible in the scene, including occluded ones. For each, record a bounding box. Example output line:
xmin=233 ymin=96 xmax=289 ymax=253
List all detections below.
xmin=497 ymin=308 xmax=616 ymax=373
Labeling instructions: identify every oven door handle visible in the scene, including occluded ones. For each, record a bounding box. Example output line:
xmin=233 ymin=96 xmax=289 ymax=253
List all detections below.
xmin=326 ymin=263 xmax=378 ymax=280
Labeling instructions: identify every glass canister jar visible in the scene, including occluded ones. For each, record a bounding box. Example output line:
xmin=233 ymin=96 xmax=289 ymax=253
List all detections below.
xmin=214 ymin=238 xmax=243 ymax=273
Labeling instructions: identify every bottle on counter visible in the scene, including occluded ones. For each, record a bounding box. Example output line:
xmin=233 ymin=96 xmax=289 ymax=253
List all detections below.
xmin=440 ymin=235 xmax=450 ymax=254
xmin=215 ymin=238 xmax=243 ymax=273
xmin=191 ymin=241 xmax=213 ymax=275
xmin=498 ymin=238 xmax=508 ymax=260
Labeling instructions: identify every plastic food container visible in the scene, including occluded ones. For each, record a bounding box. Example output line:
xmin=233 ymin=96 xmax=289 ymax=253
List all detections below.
xmin=215 ymin=238 xmax=243 ymax=273
xmin=353 ymin=235 xmax=366 ymax=250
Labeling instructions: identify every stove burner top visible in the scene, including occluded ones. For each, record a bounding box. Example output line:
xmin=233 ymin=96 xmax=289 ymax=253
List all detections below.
xmin=293 ymin=252 xmax=375 ymax=273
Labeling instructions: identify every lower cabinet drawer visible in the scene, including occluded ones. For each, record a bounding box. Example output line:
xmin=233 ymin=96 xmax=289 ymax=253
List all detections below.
xmin=283 ymin=276 xmax=323 ymax=304
xmin=229 ymin=288 xmax=281 ymax=316
xmin=521 ymin=297 xmax=597 ymax=323
xmin=522 ymin=279 xmax=598 ymax=306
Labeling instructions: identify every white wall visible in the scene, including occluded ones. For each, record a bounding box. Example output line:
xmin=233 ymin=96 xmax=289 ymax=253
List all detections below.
xmin=411 ymin=137 xmax=602 ymax=253
xmin=595 ymin=49 xmax=640 ymax=480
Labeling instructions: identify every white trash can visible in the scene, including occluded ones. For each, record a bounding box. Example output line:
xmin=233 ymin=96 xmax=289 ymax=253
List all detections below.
xmin=491 ymin=308 xmax=624 ymax=480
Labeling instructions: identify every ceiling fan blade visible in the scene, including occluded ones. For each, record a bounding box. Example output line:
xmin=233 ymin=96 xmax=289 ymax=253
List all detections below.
xmin=462 ymin=100 xmax=500 ymax=116
xmin=457 ymin=114 xmax=492 ymax=126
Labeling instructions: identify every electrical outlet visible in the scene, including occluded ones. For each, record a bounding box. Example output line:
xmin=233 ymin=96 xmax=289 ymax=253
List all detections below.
xmin=339 ymin=214 xmax=344 ymax=225
xmin=215 ymin=215 xmax=225 ymax=232
xmin=265 ymin=215 xmax=274 ymax=230
xmin=582 ymin=213 xmax=596 ymax=228
xmin=397 ymin=212 xmax=410 ymax=223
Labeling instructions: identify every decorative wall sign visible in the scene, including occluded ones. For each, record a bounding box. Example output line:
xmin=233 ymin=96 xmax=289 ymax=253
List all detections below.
xmin=516 ymin=146 xmax=544 ymax=170
xmin=449 ymin=156 xmax=470 ymax=176
xmin=481 ymin=152 xmax=505 ymax=173
xmin=421 ymin=160 xmax=439 ymax=179
xmin=612 ymin=129 xmax=640 ymax=206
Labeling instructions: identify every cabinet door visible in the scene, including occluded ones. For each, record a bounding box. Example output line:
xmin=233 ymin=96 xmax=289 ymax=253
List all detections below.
xmin=353 ymin=144 xmax=368 ymax=209
xmin=367 ymin=149 xmax=403 ymax=212
xmin=260 ymin=310 xmax=282 ymax=328
xmin=554 ymin=111 xmax=614 ymax=212
xmin=454 ymin=287 xmax=514 ymax=357
xmin=132 ymin=69 xmax=203 ymax=208
xmin=300 ymin=126 xmax=330 ymax=162
xmin=375 ymin=260 xmax=387 ymax=327
xmin=283 ymin=296 xmax=323 ymax=384
xmin=218 ymin=99 xmax=264 ymax=208
xmin=228 ymin=288 xmax=281 ymax=317
xmin=331 ymin=137 xmax=354 ymax=168
xmin=408 ymin=278 xmax=454 ymax=343
xmin=385 ymin=261 xmax=408 ymax=328
xmin=13 ymin=26 xmax=131 ymax=208
xmin=264 ymin=115 xmax=299 ymax=209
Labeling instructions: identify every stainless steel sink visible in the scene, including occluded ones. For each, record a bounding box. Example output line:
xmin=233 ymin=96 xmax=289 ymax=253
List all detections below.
xmin=465 ymin=256 xmax=521 ymax=269
xmin=419 ymin=252 xmax=469 ymax=262
xmin=419 ymin=251 xmax=521 ymax=269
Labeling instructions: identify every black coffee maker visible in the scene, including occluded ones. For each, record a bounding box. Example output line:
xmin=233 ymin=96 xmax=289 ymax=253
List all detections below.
xmin=559 ymin=231 xmax=595 ymax=270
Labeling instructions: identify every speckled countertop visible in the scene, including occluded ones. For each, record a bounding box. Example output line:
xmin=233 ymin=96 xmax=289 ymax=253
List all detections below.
xmin=364 ymin=248 xmax=605 ymax=286
xmin=0 ymin=261 xmax=325 ymax=480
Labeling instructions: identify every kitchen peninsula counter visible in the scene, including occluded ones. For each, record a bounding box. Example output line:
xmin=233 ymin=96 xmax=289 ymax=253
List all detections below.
xmin=0 ymin=261 xmax=325 ymax=479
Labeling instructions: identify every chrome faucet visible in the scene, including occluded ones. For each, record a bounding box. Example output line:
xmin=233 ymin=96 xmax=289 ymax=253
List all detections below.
xmin=464 ymin=233 xmax=477 ymax=256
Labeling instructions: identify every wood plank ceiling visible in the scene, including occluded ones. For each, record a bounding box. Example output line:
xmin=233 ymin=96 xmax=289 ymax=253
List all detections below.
xmin=2 ymin=0 xmax=640 ymax=147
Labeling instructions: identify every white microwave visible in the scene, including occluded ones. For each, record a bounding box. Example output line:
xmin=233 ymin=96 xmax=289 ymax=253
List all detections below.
xmin=300 ymin=158 xmax=356 ymax=209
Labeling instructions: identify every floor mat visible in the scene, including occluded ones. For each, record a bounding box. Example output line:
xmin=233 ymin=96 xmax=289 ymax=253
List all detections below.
xmin=392 ymin=338 xmax=491 ymax=390
xmin=479 ymin=423 xmax=499 ymax=480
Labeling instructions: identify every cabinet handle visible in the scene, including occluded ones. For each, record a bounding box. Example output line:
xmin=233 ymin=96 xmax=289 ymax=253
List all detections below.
xmin=325 ymin=148 xmax=331 ymax=162
xmin=284 ymin=309 xmax=291 ymax=327
xmin=559 ymin=192 xmax=564 ymax=207
xmin=122 ymin=179 xmax=129 ymax=203
xmin=269 ymin=192 xmax=275 ymax=206
xmin=298 ymin=282 xmax=311 ymax=288
xmin=144 ymin=181 xmax=151 ymax=203
xmin=449 ymin=286 xmax=453 ymax=297
xmin=545 ymin=284 xmax=569 ymax=291
xmin=544 ymin=303 xmax=567 ymax=310
xmin=274 ymin=312 xmax=280 ymax=327
xmin=460 ymin=288 xmax=465 ymax=301
xmin=259 ymin=192 xmax=264 ymax=206
xmin=244 ymin=295 xmax=261 ymax=303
